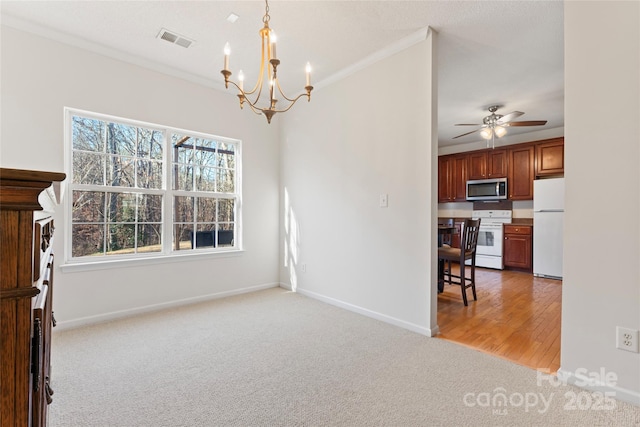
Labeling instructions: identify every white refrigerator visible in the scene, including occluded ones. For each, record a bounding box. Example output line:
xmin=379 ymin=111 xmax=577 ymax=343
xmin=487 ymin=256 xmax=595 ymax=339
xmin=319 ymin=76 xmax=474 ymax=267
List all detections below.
xmin=533 ymin=178 xmax=564 ymax=279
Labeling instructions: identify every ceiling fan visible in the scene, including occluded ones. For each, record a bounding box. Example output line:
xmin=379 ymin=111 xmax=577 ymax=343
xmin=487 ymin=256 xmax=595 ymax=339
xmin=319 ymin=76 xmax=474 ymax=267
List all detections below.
xmin=453 ymin=105 xmax=547 ymax=148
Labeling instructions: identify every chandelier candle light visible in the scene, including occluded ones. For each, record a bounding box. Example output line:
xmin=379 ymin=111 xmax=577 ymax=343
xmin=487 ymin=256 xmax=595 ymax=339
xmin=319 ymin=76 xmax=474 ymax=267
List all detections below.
xmin=221 ymin=0 xmax=313 ymax=124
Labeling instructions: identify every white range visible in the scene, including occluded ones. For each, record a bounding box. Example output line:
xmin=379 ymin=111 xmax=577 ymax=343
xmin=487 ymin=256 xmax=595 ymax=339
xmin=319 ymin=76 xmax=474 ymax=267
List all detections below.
xmin=470 ymin=209 xmax=512 ymax=270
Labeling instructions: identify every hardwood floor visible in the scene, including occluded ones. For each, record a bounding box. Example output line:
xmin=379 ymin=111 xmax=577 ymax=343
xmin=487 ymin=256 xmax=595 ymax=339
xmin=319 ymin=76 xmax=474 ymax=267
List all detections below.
xmin=437 ymin=264 xmax=562 ymax=373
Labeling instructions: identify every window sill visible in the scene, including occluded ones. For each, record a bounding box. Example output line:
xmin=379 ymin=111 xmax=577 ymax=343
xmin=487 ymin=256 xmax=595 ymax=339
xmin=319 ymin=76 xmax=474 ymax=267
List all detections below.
xmin=60 ymin=249 xmax=244 ymax=273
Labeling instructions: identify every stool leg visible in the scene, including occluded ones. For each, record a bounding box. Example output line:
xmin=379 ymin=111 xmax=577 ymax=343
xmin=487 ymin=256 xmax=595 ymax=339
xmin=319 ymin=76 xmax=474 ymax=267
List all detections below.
xmin=471 ymin=261 xmax=477 ymax=301
xmin=460 ymin=262 xmax=468 ymax=306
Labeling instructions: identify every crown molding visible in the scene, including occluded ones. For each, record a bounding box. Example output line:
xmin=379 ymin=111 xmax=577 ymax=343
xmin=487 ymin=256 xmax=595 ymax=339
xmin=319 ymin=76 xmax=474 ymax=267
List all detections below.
xmin=2 ymin=13 xmax=428 ymax=96
xmin=1 ymin=13 xmax=227 ymax=92
xmin=314 ymin=26 xmax=431 ymax=91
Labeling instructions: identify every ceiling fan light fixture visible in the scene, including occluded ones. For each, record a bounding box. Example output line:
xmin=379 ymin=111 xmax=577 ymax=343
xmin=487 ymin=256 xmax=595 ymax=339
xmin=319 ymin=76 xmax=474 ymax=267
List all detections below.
xmin=453 ymin=106 xmax=547 ymax=147
xmin=494 ymin=125 xmax=507 ymax=138
xmin=480 ymin=128 xmax=493 ymax=139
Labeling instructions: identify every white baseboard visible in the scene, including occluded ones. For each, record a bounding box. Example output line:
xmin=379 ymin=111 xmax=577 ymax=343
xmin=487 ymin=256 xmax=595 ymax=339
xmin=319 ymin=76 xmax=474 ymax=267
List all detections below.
xmin=55 ymin=283 xmax=280 ymax=331
xmin=556 ymin=367 xmax=640 ymax=407
xmin=281 ymin=284 xmax=436 ymax=337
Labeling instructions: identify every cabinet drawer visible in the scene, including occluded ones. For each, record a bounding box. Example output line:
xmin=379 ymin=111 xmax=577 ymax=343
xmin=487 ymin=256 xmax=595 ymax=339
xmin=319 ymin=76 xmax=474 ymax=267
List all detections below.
xmin=504 ymin=225 xmax=532 ymax=235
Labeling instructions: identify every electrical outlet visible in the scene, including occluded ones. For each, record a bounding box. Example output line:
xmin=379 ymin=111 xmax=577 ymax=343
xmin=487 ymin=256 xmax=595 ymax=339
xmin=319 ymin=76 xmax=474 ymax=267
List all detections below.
xmin=616 ymin=327 xmax=639 ymax=353
xmin=379 ymin=194 xmax=388 ymax=208
xmin=301 ymin=263 xmax=307 ymax=273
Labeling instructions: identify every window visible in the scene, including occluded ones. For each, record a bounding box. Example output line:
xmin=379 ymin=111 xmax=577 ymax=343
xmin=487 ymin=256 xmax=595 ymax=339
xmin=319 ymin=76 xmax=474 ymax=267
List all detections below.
xmin=65 ymin=108 xmax=241 ymax=264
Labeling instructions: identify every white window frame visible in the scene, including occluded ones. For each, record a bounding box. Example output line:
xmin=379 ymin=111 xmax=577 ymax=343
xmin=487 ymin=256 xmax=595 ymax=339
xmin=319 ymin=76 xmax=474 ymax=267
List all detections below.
xmin=62 ymin=107 xmax=242 ymax=272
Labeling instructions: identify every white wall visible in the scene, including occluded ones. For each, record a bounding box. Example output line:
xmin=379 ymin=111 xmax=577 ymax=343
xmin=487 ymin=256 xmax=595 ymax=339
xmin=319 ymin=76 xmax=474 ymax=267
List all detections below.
xmin=0 ymin=26 xmax=281 ymax=327
xmin=561 ymin=1 xmax=640 ymax=404
xmin=278 ymin=33 xmax=438 ymax=335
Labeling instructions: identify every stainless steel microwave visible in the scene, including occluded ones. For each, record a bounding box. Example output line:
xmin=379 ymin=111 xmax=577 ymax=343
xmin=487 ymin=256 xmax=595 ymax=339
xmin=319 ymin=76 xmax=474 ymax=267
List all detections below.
xmin=466 ymin=178 xmax=508 ymax=201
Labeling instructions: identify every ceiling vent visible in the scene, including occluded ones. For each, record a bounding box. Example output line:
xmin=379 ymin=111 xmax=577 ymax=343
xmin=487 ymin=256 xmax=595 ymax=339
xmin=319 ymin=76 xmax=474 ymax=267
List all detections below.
xmin=157 ymin=28 xmax=194 ymax=49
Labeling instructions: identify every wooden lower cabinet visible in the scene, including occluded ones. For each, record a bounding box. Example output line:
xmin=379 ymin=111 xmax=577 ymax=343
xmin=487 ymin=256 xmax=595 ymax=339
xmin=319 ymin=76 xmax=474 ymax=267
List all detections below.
xmin=503 ymin=224 xmax=533 ymax=271
xmin=0 ymin=168 xmax=65 ymax=427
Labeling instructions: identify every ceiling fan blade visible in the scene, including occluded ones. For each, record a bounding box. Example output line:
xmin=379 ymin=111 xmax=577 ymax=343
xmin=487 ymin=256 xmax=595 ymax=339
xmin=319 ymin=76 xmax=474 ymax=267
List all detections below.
xmin=506 ymin=120 xmax=548 ymax=127
xmin=497 ymin=111 xmax=524 ymax=124
xmin=453 ymin=128 xmax=481 ymax=139
xmin=454 ymin=123 xmax=482 ymax=126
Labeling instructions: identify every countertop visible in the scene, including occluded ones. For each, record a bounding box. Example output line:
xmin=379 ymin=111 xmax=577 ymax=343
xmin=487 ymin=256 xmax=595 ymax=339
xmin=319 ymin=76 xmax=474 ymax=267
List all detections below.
xmin=438 ymin=217 xmax=533 ymax=226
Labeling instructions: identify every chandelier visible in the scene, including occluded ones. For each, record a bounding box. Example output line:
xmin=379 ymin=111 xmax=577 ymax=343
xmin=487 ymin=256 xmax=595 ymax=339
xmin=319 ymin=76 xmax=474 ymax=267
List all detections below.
xmin=220 ymin=0 xmax=313 ymax=124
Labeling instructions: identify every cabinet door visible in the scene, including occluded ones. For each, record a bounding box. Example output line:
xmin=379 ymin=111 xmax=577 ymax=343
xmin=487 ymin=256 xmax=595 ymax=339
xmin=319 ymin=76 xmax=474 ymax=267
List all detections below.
xmin=536 ymin=138 xmax=564 ymax=176
xmin=508 ymin=145 xmax=535 ymax=200
xmin=504 ymin=234 xmax=532 ymax=270
xmin=487 ymin=149 xmax=508 ymax=178
xmin=438 ymin=156 xmax=453 ymax=202
xmin=452 ymin=155 xmax=467 ymax=201
xmin=467 ymin=152 xmax=487 ymax=180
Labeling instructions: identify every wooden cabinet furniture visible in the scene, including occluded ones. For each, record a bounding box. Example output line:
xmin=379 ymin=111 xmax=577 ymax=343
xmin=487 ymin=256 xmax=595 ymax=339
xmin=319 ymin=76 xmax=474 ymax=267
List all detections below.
xmin=467 ymin=152 xmax=487 ymax=180
xmin=507 ymin=145 xmax=535 ymax=200
xmin=466 ymin=149 xmax=508 ymax=181
xmin=1 ymin=168 xmax=65 ymax=427
xmin=438 ymin=154 xmax=467 ymax=202
xmin=437 ymin=156 xmax=452 ymax=202
xmin=536 ymin=137 xmax=564 ymax=177
xmin=451 ymin=155 xmax=467 ymax=202
xmin=438 ymin=138 xmax=563 ymax=203
xmin=487 ymin=149 xmax=508 ymax=178
xmin=503 ymin=224 xmax=533 ymax=271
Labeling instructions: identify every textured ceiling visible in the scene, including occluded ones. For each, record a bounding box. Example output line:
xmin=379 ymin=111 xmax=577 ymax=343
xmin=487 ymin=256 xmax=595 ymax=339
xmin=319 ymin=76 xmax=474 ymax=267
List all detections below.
xmin=1 ymin=1 xmax=564 ymax=147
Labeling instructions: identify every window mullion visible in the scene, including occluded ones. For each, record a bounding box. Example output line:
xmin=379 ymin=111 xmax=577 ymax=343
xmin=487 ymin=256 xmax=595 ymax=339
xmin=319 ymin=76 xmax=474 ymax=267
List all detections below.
xmin=163 ymin=128 xmax=173 ymax=255
xmin=71 ymin=184 xmax=164 ymax=195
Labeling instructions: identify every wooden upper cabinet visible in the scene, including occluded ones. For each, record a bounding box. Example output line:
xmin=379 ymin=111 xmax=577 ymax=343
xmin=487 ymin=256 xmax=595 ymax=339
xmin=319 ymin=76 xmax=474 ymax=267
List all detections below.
xmin=508 ymin=145 xmax=535 ymax=200
xmin=438 ymin=136 xmax=563 ymax=204
xmin=451 ymin=154 xmax=468 ymax=201
xmin=467 ymin=152 xmax=487 ymax=180
xmin=438 ymin=156 xmax=453 ymax=202
xmin=438 ymin=154 xmax=467 ymax=202
xmin=487 ymin=149 xmax=508 ymax=178
xmin=467 ymin=149 xmax=507 ymax=180
xmin=536 ymin=138 xmax=564 ymax=177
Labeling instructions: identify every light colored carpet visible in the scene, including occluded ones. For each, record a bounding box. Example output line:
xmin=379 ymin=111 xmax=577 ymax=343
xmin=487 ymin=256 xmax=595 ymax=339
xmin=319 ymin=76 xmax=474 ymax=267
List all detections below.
xmin=50 ymin=288 xmax=640 ymax=426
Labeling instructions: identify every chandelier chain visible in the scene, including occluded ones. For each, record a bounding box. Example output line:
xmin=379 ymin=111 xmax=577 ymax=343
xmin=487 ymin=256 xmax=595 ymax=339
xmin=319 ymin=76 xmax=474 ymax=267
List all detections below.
xmin=263 ymin=0 xmax=270 ymax=24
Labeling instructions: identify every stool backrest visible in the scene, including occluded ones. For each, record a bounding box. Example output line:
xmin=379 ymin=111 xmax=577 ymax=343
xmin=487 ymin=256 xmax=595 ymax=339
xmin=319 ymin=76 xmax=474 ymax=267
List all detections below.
xmin=462 ymin=218 xmax=481 ymax=254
